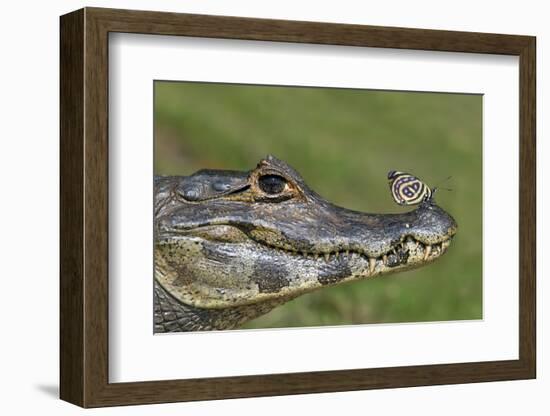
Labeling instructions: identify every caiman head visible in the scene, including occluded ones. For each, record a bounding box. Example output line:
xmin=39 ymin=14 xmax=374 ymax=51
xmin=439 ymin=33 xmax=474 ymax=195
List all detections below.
xmin=154 ymin=155 xmax=457 ymax=332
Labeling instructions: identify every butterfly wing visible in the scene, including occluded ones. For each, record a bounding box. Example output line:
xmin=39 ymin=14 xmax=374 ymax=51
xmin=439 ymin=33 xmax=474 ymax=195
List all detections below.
xmin=388 ymin=171 xmax=432 ymax=206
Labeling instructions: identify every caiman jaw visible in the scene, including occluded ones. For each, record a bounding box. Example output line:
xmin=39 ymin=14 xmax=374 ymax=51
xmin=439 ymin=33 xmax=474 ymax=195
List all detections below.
xmin=253 ymin=234 xmax=453 ymax=273
xmin=155 ymin=202 xmax=456 ymax=310
xmin=176 ymin=217 xmax=455 ymax=275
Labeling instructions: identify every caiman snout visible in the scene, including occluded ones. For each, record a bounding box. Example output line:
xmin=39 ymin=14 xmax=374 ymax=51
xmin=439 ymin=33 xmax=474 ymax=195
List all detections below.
xmin=367 ymin=201 xmax=457 ymax=270
xmin=408 ymin=201 xmax=457 ymax=244
xmin=225 ymin=196 xmax=458 ymax=276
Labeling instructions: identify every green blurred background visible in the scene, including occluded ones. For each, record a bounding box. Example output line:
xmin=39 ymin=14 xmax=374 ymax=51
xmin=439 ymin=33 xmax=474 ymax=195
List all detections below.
xmin=154 ymin=81 xmax=482 ymax=329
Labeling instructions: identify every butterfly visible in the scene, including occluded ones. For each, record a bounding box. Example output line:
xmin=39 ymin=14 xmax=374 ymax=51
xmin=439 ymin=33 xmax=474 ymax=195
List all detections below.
xmin=387 ymin=171 xmax=433 ymax=206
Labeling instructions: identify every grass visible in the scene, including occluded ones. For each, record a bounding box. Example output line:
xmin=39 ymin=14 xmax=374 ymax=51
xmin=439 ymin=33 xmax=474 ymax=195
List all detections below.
xmin=154 ymin=81 xmax=482 ymax=328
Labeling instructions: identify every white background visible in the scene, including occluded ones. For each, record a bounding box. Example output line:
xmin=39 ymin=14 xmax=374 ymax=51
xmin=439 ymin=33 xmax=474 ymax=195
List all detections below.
xmin=0 ymin=0 xmax=546 ymax=414
xmin=110 ymin=35 xmax=519 ymax=382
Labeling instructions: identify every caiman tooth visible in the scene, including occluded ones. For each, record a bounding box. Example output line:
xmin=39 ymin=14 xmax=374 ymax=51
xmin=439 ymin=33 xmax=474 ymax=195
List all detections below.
xmin=424 ymin=244 xmax=432 ymax=260
xmin=314 ymin=253 xmax=319 ymax=260
xmin=382 ymin=254 xmax=388 ymax=264
xmin=345 ymin=250 xmax=350 ymax=257
xmin=369 ymin=257 xmax=376 ymax=273
xmin=324 ymin=253 xmax=330 ymax=262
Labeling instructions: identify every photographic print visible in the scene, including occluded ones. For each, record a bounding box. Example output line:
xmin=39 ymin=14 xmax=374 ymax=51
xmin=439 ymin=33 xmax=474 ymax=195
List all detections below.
xmin=60 ymin=8 xmax=535 ymax=406
xmin=153 ymin=81 xmax=482 ymax=333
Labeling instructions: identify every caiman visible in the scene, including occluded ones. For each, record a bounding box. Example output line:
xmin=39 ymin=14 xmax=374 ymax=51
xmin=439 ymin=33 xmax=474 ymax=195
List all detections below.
xmin=154 ymin=155 xmax=457 ymax=332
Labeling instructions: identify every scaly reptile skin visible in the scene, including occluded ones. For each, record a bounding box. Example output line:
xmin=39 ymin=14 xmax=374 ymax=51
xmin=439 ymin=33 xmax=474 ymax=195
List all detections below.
xmin=154 ymin=156 xmax=457 ymax=332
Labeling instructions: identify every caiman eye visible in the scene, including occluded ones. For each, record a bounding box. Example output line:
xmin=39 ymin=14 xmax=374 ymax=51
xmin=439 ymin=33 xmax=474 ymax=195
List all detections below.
xmin=258 ymin=174 xmax=287 ymax=195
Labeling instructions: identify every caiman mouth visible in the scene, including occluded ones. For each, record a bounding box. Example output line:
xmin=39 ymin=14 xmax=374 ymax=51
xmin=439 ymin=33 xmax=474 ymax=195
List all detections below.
xmin=160 ymin=223 xmax=454 ymax=273
xmin=155 ymin=211 xmax=456 ymax=310
xmin=254 ymin=234 xmax=453 ymax=269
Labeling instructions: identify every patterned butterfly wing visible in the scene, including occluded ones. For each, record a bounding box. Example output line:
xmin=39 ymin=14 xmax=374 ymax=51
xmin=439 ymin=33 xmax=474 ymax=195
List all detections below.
xmin=388 ymin=171 xmax=432 ymax=206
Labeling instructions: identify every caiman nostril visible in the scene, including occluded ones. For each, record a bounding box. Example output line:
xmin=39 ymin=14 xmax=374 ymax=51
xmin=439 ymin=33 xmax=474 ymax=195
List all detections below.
xmin=179 ymin=186 xmax=200 ymax=201
xmin=212 ymin=181 xmax=231 ymax=192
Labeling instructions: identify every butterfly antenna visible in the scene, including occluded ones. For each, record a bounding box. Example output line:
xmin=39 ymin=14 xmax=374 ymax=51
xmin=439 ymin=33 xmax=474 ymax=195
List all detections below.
xmin=430 ymin=177 xmax=453 ymax=199
xmin=433 ymin=175 xmax=453 ymax=192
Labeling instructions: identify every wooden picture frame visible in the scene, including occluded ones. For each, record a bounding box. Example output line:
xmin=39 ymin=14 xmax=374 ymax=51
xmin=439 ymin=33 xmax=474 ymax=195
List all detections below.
xmin=60 ymin=7 xmax=536 ymax=408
